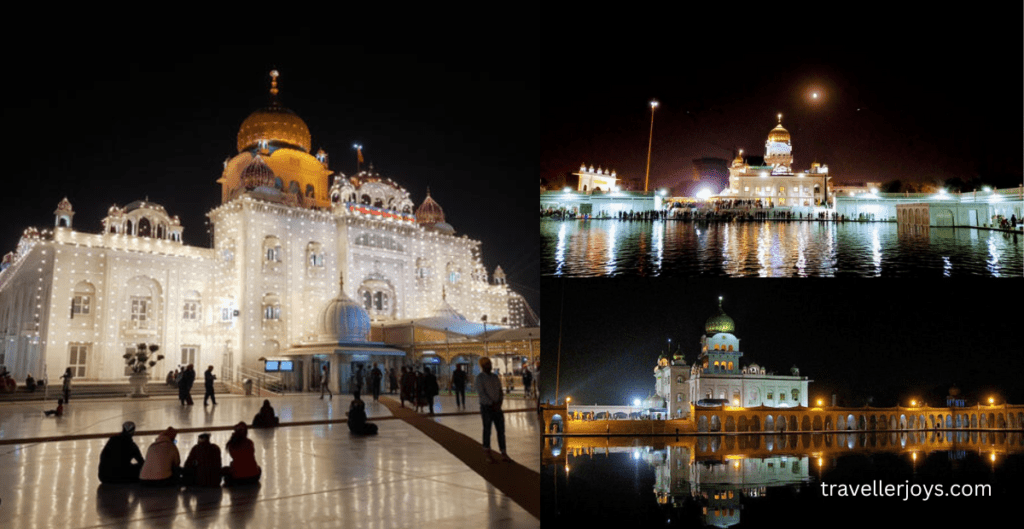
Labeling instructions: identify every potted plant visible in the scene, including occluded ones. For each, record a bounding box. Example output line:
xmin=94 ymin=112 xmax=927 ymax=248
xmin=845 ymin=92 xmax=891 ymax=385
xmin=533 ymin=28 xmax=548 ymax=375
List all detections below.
xmin=124 ymin=343 xmax=164 ymax=398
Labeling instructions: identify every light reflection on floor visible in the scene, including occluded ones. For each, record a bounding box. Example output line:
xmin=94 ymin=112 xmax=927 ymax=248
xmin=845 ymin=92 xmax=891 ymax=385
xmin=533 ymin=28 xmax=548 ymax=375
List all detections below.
xmin=0 ymin=394 xmax=540 ymax=528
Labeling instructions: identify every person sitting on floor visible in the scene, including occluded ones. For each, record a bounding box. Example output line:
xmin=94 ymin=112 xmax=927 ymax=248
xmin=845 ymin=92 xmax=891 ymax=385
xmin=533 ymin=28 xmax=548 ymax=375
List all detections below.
xmin=222 ymin=422 xmax=261 ymax=486
xmin=25 ymin=373 xmax=36 ymax=392
xmin=139 ymin=427 xmax=181 ymax=487
xmin=43 ymin=398 xmax=64 ymax=417
xmin=98 ymin=421 xmax=145 ymax=484
xmin=347 ymin=391 xmax=378 ymax=435
xmin=251 ymin=399 xmax=280 ymax=428
xmin=182 ymin=432 xmax=222 ymax=487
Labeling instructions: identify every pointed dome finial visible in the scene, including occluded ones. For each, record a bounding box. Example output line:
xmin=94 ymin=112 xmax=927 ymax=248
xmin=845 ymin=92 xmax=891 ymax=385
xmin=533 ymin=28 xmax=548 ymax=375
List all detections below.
xmin=339 ymin=270 xmax=345 ymax=292
xmin=777 ymin=112 xmax=782 ymax=123
xmin=442 ymin=284 xmax=446 ymax=301
xmin=269 ymin=70 xmax=280 ymax=100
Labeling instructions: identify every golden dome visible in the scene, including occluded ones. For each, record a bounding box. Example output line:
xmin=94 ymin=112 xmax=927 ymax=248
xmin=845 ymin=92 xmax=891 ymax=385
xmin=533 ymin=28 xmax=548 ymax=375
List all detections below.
xmin=236 ymin=71 xmax=312 ymax=153
xmin=767 ymin=123 xmax=790 ymax=144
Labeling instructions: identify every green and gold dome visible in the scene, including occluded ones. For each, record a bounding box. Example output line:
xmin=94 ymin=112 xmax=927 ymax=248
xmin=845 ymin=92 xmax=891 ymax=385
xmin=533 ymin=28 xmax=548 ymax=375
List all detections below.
xmin=705 ymin=297 xmax=735 ymax=335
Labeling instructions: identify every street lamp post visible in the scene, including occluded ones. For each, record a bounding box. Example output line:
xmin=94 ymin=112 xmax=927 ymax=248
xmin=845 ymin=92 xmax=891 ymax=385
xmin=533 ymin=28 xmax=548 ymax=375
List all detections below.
xmin=645 ymin=100 xmax=658 ymax=193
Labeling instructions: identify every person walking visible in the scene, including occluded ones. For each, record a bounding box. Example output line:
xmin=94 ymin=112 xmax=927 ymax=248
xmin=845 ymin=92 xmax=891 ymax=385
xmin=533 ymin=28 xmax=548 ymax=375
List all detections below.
xmin=61 ymin=367 xmax=73 ymax=403
xmin=452 ymin=364 xmax=467 ymax=410
xmin=351 ymin=367 xmax=363 ymax=397
xmin=98 ymin=422 xmax=145 ymax=484
xmin=178 ymin=367 xmax=190 ymax=406
xmin=184 ymin=364 xmax=196 ymax=405
xmin=422 ymin=367 xmax=439 ymax=415
xmin=319 ymin=364 xmax=332 ymax=399
xmin=204 ymin=365 xmax=217 ymax=406
xmin=370 ymin=363 xmax=383 ymax=401
xmin=400 ymin=366 xmax=416 ymax=408
xmin=521 ymin=365 xmax=533 ymax=398
xmin=388 ymin=368 xmax=398 ymax=395
xmin=475 ymin=357 xmax=510 ymax=463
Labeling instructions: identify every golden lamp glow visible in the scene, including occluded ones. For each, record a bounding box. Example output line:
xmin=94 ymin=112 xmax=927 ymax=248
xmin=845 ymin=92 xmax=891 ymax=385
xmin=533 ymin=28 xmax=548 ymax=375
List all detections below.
xmin=911 ymin=400 xmax=917 ymax=407
xmin=989 ymin=397 xmax=995 ymax=405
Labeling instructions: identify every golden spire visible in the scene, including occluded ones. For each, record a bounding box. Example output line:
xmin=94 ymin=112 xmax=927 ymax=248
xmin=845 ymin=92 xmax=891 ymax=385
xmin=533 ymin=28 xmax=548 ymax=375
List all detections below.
xmin=269 ymin=70 xmax=280 ymax=100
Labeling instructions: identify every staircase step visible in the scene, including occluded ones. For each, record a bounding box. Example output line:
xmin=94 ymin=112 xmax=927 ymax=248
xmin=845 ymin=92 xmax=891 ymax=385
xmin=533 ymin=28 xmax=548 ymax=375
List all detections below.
xmin=0 ymin=382 xmax=233 ymax=402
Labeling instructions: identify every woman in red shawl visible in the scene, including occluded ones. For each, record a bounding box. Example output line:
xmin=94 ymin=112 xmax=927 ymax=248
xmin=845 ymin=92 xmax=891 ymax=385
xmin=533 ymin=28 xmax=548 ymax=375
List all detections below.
xmin=222 ymin=422 xmax=261 ymax=486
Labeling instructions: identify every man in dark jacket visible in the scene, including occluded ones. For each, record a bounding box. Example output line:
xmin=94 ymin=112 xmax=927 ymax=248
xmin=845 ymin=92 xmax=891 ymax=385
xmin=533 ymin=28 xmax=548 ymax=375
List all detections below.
xmin=370 ymin=363 xmax=383 ymax=401
xmin=98 ymin=422 xmax=145 ymax=483
xmin=204 ymin=365 xmax=217 ymax=406
xmin=178 ymin=364 xmax=196 ymax=406
xmin=423 ymin=367 xmax=439 ymax=415
xmin=452 ymin=365 xmax=467 ymax=410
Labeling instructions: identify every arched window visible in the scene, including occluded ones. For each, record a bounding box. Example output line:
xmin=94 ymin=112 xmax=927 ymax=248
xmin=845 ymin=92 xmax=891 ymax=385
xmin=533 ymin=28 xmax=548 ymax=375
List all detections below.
xmin=182 ymin=291 xmax=201 ymax=321
xmin=262 ymin=293 xmax=281 ymax=320
xmin=263 ymin=236 xmax=282 ymax=263
xmin=792 ymin=389 xmax=800 ymax=401
xmin=306 ymin=242 xmax=324 ymax=268
xmin=305 ymin=184 xmax=315 ymax=198
xmin=71 ymin=281 xmax=95 ymax=318
xmin=274 ymin=177 xmax=284 ymax=190
xmin=138 ymin=217 xmax=152 ymax=237
xmin=289 ymin=181 xmax=301 ymax=195
xmin=358 ymin=279 xmax=395 ymax=320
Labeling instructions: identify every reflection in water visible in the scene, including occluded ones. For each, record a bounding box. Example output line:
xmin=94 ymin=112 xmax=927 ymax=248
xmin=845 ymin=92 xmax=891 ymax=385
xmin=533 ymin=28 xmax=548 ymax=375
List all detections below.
xmin=543 ymin=432 xmax=1024 ymax=526
xmin=541 ymin=220 xmax=1023 ymax=277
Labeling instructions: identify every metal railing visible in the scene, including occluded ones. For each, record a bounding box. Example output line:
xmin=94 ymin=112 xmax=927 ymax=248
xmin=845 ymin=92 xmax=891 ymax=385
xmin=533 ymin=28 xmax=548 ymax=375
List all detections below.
xmin=221 ymin=365 xmax=282 ymax=397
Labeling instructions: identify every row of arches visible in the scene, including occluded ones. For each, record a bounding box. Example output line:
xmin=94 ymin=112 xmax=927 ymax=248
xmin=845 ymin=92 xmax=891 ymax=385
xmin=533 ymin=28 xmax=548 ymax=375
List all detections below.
xmin=687 ymin=429 xmax=1024 ymax=454
xmin=695 ymin=411 xmax=1024 ymax=433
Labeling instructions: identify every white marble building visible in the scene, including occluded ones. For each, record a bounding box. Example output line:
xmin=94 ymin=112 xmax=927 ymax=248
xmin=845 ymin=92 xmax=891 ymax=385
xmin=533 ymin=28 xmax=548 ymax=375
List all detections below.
xmin=720 ymin=115 xmax=832 ymax=210
xmin=0 ymin=71 xmax=529 ymax=386
xmin=654 ymin=297 xmax=811 ymax=419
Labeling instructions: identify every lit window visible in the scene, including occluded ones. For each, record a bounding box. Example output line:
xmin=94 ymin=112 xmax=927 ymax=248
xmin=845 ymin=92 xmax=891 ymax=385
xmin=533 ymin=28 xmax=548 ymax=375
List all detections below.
xmin=72 ymin=295 xmax=90 ymax=316
xmin=181 ymin=346 xmax=198 ymax=366
xmin=69 ymin=343 xmax=88 ymax=378
xmin=130 ymin=297 xmax=150 ymax=329
xmin=183 ymin=301 xmax=199 ymax=321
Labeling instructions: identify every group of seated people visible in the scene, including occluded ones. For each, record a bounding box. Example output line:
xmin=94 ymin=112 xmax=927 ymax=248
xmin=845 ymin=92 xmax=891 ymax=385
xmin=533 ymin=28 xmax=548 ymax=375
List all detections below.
xmin=98 ymin=422 xmax=262 ymax=487
xmin=97 ymin=396 xmax=378 ymax=487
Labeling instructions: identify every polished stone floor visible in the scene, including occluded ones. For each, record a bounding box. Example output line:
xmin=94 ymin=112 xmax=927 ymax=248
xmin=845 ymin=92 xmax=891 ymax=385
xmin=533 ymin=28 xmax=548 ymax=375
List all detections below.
xmin=0 ymin=392 xmax=540 ymax=528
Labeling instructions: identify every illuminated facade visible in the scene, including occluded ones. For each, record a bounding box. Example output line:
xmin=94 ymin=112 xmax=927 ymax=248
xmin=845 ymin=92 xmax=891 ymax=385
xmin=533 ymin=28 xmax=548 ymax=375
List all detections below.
xmin=0 ymin=71 xmax=531 ymax=386
xmin=574 ymin=164 xmax=618 ymax=193
xmin=654 ymin=297 xmax=811 ymax=419
xmin=721 ymin=115 xmax=832 ymax=209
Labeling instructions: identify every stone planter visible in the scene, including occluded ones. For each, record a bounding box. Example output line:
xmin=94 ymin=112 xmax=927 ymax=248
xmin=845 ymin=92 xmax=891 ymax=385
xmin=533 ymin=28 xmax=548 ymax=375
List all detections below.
xmin=128 ymin=372 xmax=150 ymax=398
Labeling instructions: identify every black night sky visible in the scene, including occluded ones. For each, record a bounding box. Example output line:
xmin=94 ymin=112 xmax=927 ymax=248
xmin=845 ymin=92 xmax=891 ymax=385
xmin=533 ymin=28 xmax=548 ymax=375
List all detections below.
xmin=541 ymin=278 xmax=1024 ymax=409
xmin=2 ymin=27 xmax=538 ymax=316
xmin=541 ymin=10 xmax=1022 ymax=196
